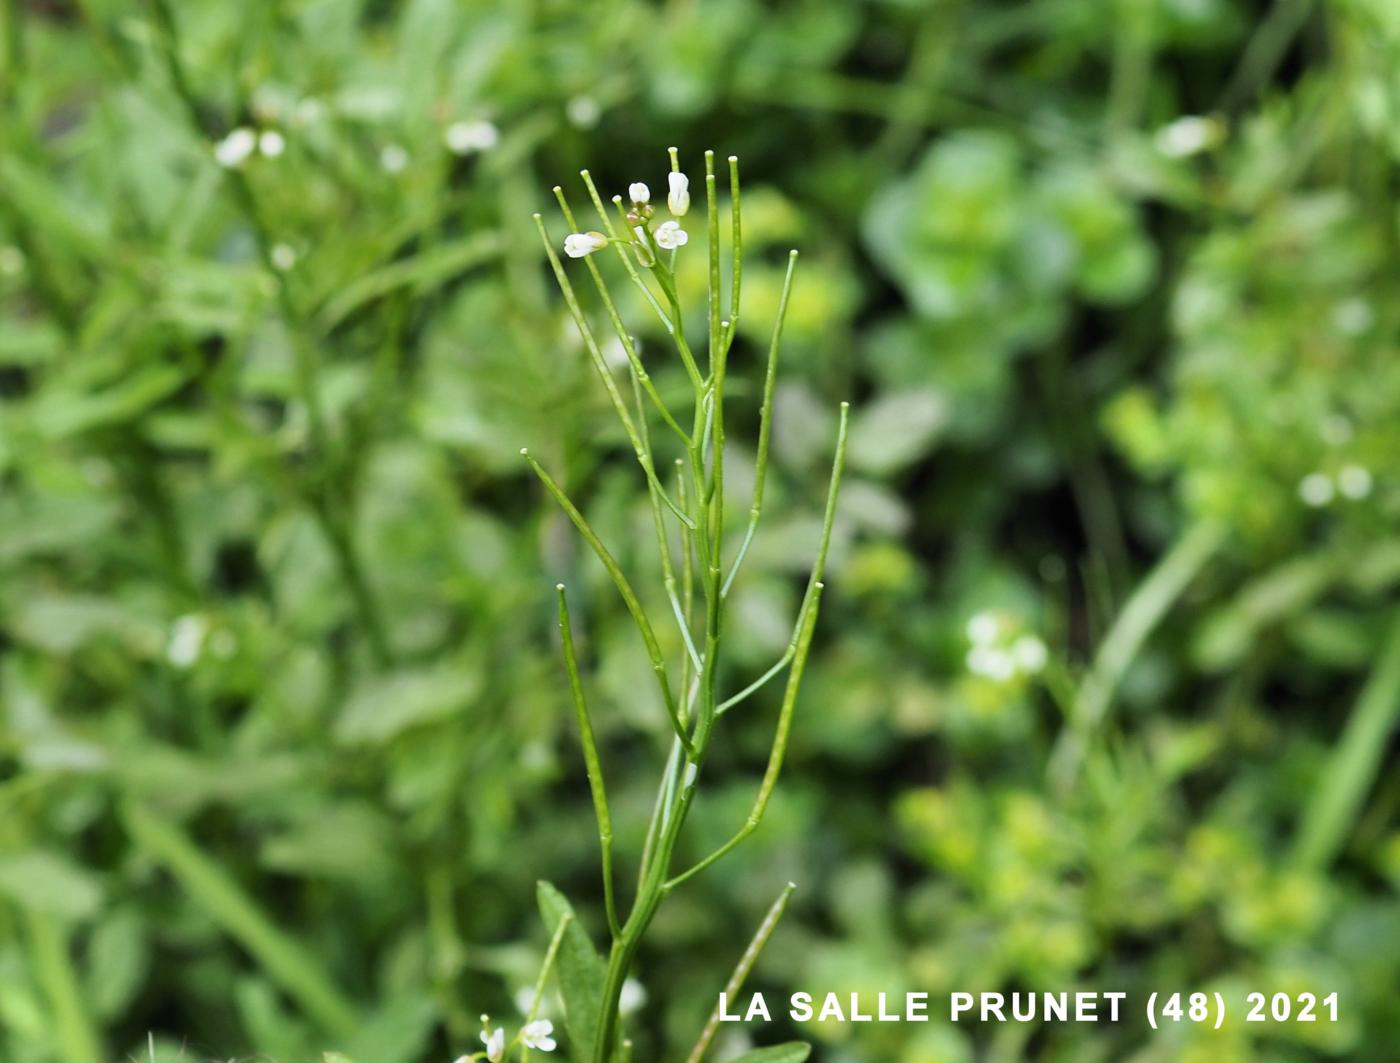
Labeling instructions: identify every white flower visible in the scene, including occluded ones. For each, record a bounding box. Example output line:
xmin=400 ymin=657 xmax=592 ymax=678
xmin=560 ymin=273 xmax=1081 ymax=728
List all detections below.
xmin=566 ymin=95 xmax=600 ymax=129
xmin=293 ymin=97 xmax=325 ymax=126
xmin=166 ymin=615 xmax=208 ymax=669
xmin=653 ymin=220 xmax=688 ymax=249
xmin=521 ymin=1019 xmax=556 ymax=1052
xmin=564 ymin=231 xmax=608 ymax=258
xmin=628 ymin=182 xmax=650 ymax=205
xmin=270 ymin=243 xmax=297 ymax=271
xmin=258 ymin=130 xmax=286 ymax=158
xmin=214 ymin=127 xmax=257 ymax=168
xmin=1298 ymin=472 xmax=1334 ymax=508
xmin=451 ymin=1057 xmax=470 ymax=1063
xmin=667 ymin=171 xmax=690 ymax=216
xmin=619 ymin=977 xmax=647 ymax=1015
xmin=0 ymin=245 xmax=24 ymax=276
xmin=380 ymin=143 xmax=409 ymax=174
xmin=1154 ymin=115 xmax=1221 ymax=159
xmin=967 ymin=645 xmax=1014 ymax=682
xmin=1338 ymin=464 xmax=1373 ymax=499
xmin=445 ymin=119 xmax=499 ymax=155
xmin=1011 ymin=635 xmax=1048 ymax=674
xmin=480 ymin=1027 xmax=505 ymax=1062
xmin=965 ymin=612 xmax=999 ymax=646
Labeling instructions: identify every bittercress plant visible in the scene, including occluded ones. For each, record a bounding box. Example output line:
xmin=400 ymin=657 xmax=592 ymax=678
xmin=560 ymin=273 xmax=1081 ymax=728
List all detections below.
xmin=497 ymin=149 xmax=846 ymax=1063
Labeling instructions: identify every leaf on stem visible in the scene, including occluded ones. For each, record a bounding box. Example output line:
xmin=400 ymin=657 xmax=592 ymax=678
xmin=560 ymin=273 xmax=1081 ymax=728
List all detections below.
xmin=537 ymin=881 xmax=607 ymax=1062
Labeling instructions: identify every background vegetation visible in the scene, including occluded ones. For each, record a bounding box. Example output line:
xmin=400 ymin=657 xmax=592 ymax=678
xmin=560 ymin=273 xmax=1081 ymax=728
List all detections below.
xmin=2 ymin=1 xmax=1399 ymax=1061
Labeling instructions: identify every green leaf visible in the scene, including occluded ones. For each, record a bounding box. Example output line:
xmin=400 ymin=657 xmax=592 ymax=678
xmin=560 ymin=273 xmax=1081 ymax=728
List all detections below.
xmin=729 ymin=1043 xmax=812 ymax=1063
xmin=0 ymin=851 xmax=103 ymax=921
xmin=537 ymin=880 xmax=607 ymax=1062
xmin=343 ymin=996 xmax=437 ymax=1063
xmin=847 ymin=389 xmax=949 ymax=475
xmin=334 ymin=663 xmax=483 ymax=746
xmin=84 ymin=907 xmax=148 ymax=1018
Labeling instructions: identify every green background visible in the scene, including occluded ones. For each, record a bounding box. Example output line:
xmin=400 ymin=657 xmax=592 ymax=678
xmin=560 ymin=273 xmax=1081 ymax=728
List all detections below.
xmin=2 ymin=1 xmax=1399 ymax=1061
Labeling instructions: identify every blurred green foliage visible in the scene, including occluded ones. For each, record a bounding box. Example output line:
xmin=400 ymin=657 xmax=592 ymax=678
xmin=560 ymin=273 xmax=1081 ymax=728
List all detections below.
xmin=1 ymin=1 xmax=1398 ymax=1062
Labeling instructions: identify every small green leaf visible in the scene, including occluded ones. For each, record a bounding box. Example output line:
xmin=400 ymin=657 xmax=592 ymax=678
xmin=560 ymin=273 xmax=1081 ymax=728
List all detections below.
xmin=334 ymin=664 xmax=483 ymax=746
xmin=729 ymin=1043 xmax=812 ymax=1063
xmin=343 ymin=996 xmax=437 ymax=1063
xmin=0 ymin=851 xmax=103 ymax=920
xmin=537 ymin=880 xmax=607 ymax=1062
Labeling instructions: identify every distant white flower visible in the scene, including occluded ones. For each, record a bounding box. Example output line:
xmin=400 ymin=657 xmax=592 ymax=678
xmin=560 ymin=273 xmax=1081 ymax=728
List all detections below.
xmin=258 ymin=130 xmax=286 ymax=158
xmin=480 ymin=1026 xmax=505 ymax=1062
xmin=521 ymin=1019 xmax=556 ymax=1052
xmin=1011 ymin=635 xmax=1048 ymax=674
xmin=293 ymin=97 xmax=325 ymax=126
xmin=602 ymin=335 xmax=631 ymax=371
xmin=0 ymin=245 xmax=24 ymax=276
xmin=564 ymin=231 xmax=608 ymax=258
xmin=380 ymin=143 xmax=409 ymax=174
xmin=1332 ymin=298 xmax=1373 ymax=336
xmin=653 ymin=220 xmax=688 ymax=249
xmin=628 ymin=182 xmax=651 ymax=205
xmin=619 ymin=977 xmax=647 ymax=1015
xmin=214 ymin=127 xmax=257 ymax=168
xmin=167 ymin=615 xmax=208 ymax=669
xmin=967 ymin=645 xmax=1015 ymax=682
xmin=445 ymin=119 xmax=499 ymax=155
xmin=451 ymin=1056 xmax=470 ymax=1063
xmin=1321 ymin=414 xmax=1353 ymax=445
xmin=1338 ymin=464 xmax=1373 ymax=499
xmin=1154 ymin=115 xmax=1221 ymax=159
xmin=270 ymin=243 xmax=297 ymax=271
xmin=966 ymin=612 xmax=999 ymax=646
xmin=1299 ymin=472 xmax=1334 ymax=508
xmin=667 ymin=171 xmax=690 ymax=216
xmin=566 ymin=95 xmax=601 ymax=129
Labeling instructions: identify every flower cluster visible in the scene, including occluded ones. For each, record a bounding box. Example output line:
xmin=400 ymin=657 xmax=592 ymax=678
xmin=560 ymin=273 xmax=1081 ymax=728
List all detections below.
xmin=452 ymin=1015 xmax=555 ymax=1063
xmin=563 ymin=151 xmax=691 ymax=259
xmin=965 ymin=611 xmax=1048 ymax=683
xmin=213 ymin=126 xmax=286 ymax=168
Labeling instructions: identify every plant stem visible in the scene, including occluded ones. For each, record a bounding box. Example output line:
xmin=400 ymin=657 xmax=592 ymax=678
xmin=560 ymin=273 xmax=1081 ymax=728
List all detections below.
xmin=26 ymin=911 xmax=101 ymax=1063
xmin=121 ymin=800 xmax=359 ymax=1038
xmin=1049 ymin=519 xmax=1226 ymax=793
xmin=684 ymin=882 xmax=796 ymax=1063
xmin=1292 ymin=607 xmax=1400 ymax=868
xmin=557 ymin=585 xmax=621 ymax=937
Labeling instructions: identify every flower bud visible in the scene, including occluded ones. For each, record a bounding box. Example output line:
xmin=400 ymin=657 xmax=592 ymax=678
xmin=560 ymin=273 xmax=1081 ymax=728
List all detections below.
xmin=563 ymin=231 xmax=608 ymax=258
xmin=628 ymin=182 xmax=650 ymax=205
xmin=667 ymin=171 xmax=690 ymax=216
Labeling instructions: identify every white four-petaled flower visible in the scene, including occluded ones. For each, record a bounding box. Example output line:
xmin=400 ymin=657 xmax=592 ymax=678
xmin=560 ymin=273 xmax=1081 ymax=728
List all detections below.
xmin=628 ymin=182 xmax=650 ymax=204
xmin=445 ymin=119 xmax=499 ymax=155
xmin=214 ymin=128 xmax=257 ymax=169
xmin=564 ymin=231 xmax=608 ymax=258
xmin=521 ymin=1019 xmax=556 ymax=1052
xmin=667 ymin=171 xmax=690 ymax=216
xmin=653 ymin=220 xmax=688 ymax=250
xmin=480 ymin=1026 xmax=505 ymax=1062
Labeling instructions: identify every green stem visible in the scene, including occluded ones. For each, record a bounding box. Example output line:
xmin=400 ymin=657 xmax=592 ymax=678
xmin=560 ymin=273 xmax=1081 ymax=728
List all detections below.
xmin=684 ymin=883 xmax=796 ymax=1063
xmin=1292 ymin=607 xmax=1400 ymax=868
xmin=557 ymin=585 xmax=621 ymax=937
xmin=26 ymin=911 xmax=101 ymax=1063
xmin=121 ymin=801 xmax=359 ymax=1038
xmin=1049 ymin=519 xmax=1226 ymax=793
xmin=524 ymin=451 xmax=694 ymax=756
